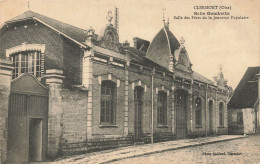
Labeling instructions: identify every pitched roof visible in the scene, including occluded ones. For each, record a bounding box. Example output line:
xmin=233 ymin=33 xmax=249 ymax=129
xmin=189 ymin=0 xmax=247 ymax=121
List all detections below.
xmin=146 ymin=26 xmax=180 ymax=69
xmin=4 ymin=11 xmax=217 ymax=86
xmin=128 ymin=47 xmax=170 ymax=72
xmin=228 ymin=67 xmax=260 ymax=109
xmin=5 ymin=10 xmax=88 ymax=47
xmin=129 ymin=47 xmax=215 ymax=85
xmin=192 ymin=71 xmax=214 ymax=85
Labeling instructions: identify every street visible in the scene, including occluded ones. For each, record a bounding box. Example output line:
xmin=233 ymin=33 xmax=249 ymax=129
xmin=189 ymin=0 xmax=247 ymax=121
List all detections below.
xmin=111 ymin=134 xmax=260 ymax=164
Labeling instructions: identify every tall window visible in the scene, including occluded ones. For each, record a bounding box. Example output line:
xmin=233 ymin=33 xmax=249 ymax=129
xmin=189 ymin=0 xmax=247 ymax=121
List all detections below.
xmin=158 ymin=91 xmax=167 ymax=125
xmin=195 ymin=97 xmax=202 ymax=126
xmin=100 ymin=81 xmax=116 ymax=124
xmin=12 ymin=51 xmax=41 ymax=79
xmin=219 ymin=102 xmax=224 ymax=126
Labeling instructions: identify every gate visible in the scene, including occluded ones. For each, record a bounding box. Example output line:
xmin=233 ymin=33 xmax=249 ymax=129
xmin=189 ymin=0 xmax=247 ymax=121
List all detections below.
xmin=175 ymin=90 xmax=187 ymax=139
xmin=7 ymin=74 xmax=48 ymax=163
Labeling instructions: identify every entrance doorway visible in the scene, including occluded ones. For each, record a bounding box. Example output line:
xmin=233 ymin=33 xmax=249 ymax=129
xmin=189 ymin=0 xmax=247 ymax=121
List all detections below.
xmin=175 ymin=90 xmax=188 ymax=139
xmin=134 ymin=86 xmax=143 ymax=141
xmin=209 ymin=100 xmax=214 ymax=134
xmin=7 ymin=74 xmax=48 ymax=163
xmin=29 ymin=118 xmax=43 ymax=161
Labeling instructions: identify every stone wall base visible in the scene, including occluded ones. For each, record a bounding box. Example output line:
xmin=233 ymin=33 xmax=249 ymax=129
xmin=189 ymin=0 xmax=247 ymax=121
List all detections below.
xmin=60 ymin=135 xmax=134 ymax=156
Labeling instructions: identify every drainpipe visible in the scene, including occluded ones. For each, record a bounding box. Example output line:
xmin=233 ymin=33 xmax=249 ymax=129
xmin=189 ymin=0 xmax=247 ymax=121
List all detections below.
xmin=151 ymin=68 xmax=155 ymax=144
xmin=205 ymin=84 xmax=208 ymax=137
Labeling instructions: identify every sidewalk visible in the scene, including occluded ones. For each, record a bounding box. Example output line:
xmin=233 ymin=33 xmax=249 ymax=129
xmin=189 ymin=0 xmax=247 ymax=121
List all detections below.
xmin=39 ymin=135 xmax=246 ymax=164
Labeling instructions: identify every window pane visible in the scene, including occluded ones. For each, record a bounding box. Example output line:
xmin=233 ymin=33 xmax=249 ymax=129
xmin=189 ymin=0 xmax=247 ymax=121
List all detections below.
xmin=11 ymin=51 xmax=41 ymax=79
xmin=101 ymin=81 xmax=116 ymax=124
xmin=195 ymin=98 xmax=202 ymax=126
xmin=158 ymin=92 xmax=167 ymax=125
xmin=219 ymin=103 xmax=224 ymax=126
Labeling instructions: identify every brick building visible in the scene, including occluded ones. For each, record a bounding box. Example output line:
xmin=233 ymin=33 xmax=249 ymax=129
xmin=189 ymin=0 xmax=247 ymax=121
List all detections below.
xmin=228 ymin=67 xmax=260 ymax=135
xmin=0 ymin=10 xmax=230 ymax=163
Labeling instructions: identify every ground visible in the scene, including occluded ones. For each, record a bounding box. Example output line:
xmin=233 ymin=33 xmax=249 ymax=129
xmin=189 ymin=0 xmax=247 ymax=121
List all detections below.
xmin=111 ymin=134 xmax=260 ymax=164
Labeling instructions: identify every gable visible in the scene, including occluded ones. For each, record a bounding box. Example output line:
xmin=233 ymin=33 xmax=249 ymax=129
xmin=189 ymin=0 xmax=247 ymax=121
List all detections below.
xmin=11 ymin=74 xmax=48 ymax=96
xmin=1 ymin=11 xmax=88 ymax=49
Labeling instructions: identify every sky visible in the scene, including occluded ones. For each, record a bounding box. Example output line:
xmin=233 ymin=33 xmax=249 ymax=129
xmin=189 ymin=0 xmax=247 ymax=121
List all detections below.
xmin=0 ymin=0 xmax=259 ymax=89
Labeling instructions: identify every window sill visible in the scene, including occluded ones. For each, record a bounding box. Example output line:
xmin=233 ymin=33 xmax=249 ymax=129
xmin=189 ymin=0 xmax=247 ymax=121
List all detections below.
xmin=157 ymin=125 xmax=169 ymax=128
xmin=99 ymin=124 xmax=118 ymax=128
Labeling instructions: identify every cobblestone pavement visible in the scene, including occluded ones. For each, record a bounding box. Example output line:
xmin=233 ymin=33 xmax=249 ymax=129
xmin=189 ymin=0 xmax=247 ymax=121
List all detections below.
xmin=43 ymin=135 xmax=245 ymax=164
xmin=111 ymin=134 xmax=260 ymax=164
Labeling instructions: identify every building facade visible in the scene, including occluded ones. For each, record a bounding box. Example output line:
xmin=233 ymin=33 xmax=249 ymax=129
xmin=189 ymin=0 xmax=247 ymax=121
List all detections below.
xmin=228 ymin=67 xmax=260 ymax=135
xmin=0 ymin=10 xmax=230 ymax=163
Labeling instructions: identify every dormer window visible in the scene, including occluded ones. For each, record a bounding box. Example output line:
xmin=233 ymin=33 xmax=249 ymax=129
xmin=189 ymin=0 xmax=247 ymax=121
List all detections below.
xmin=12 ymin=51 xmax=41 ymax=79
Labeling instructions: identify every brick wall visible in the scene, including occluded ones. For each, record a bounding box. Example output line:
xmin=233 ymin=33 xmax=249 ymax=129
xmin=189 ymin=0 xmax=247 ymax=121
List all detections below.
xmin=61 ymin=88 xmax=88 ymax=143
xmin=60 ymin=88 xmax=88 ymax=155
xmin=128 ymin=67 xmax=153 ymax=135
xmin=92 ymin=62 xmax=125 ymax=137
xmin=62 ymin=39 xmax=83 ymax=86
xmin=0 ymin=22 xmax=63 ymax=70
xmin=0 ymin=21 xmax=82 ymax=87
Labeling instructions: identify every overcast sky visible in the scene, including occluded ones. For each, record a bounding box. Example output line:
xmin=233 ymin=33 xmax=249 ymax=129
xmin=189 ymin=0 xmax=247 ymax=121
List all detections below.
xmin=0 ymin=0 xmax=259 ymax=89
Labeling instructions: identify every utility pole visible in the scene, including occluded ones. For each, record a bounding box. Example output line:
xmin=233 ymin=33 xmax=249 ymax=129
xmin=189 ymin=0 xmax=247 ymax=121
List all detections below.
xmin=151 ymin=68 xmax=155 ymax=143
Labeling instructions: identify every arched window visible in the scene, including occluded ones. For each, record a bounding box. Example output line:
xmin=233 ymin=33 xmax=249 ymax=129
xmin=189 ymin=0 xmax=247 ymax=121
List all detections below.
xmin=219 ymin=102 xmax=224 ymax=127
xmin=158 ymin=91 xmax=167 ymax=125
xmin=195 ymin=97 xmax=202 ymax=126
xmin=11 ymin=51 xmax=41 ymax=79
xmin=100 ymin=81 xmax=116 ymax=124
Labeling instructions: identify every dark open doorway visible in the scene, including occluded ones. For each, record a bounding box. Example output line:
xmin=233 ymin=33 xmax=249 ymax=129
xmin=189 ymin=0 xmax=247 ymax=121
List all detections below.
xmin=29 ymin=118 xmax=43 ymax=161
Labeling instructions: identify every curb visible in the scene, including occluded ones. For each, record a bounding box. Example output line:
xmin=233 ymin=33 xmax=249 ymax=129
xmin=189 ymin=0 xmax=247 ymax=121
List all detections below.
xmin=101 ymin=136 xmax=247 ymax=164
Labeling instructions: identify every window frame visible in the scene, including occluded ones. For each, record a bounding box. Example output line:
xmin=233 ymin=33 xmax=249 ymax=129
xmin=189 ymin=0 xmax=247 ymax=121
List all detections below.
xmin=100 ymin=80 xmax=117 ymax=125
xmin=11 ymin=51 xmax=41 ymax=79
xmin=157 ymin=91 xmax=167 ymax=125
xmin=195 ymin=97 xmax=202 ymax=127
xmin=219 ymin=102 xmax=224 ymax=127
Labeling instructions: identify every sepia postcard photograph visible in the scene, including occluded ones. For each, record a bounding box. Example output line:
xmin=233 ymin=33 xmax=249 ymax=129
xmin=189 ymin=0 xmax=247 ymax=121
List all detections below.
xmin=0 ymin=0 xmax=259 ymax=163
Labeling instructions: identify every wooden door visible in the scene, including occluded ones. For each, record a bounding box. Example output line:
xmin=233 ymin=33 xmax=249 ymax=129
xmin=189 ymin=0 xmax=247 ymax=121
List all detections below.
xmin=175 ymin=90 xmax=187 ymax=139
xmin=134 ymin=103 xmax=142 ymax=141
xmin=134 ymin=87 xmax=143 ymax=141
xmin=7 ymin=94 xmax=27 ymax=163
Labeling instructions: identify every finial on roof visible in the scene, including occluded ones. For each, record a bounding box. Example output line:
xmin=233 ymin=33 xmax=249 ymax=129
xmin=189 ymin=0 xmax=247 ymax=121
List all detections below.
xmin=123 ymin=40 xmax=130 ymax=48
xmin=87 ymin=26 xmax=95 ymax=38
xmin=214 ymin=64 xmax=228 ymax=87
xmin=162 ymin=8 xmax=166 ymax=26
xmin=167 ymin=16 xmax=170 ymax=27
xmin=219 ymin=64 xmax=223 ymax=72
xmin=180 ymin=37 xmax=185 ymax=47
xmin=28 ymin=0 xmax=30 ymax=10
xmin=106 ymin=10 xmax=113 ymax=24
